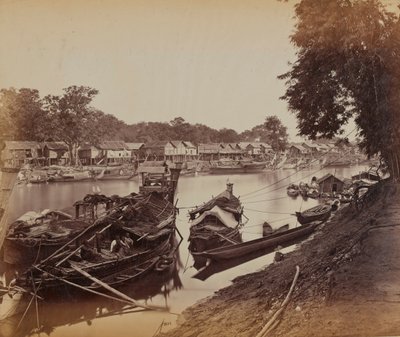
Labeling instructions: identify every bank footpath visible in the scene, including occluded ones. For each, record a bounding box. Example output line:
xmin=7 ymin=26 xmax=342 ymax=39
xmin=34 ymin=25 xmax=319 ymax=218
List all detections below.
xmin=162 ymin=182 xmax=400 ymax=337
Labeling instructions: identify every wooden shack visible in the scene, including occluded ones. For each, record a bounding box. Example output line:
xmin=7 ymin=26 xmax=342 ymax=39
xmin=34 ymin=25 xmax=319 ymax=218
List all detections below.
xmin=317 ymin=173 xmax=345 ymax=193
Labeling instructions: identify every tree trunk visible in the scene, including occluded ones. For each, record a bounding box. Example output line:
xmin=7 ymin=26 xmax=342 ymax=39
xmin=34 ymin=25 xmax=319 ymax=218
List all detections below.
xmin=68 ymin=143 xmax=74 ymax=166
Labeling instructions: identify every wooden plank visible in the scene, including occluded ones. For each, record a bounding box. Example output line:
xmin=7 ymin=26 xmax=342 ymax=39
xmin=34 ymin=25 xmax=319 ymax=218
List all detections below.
xmin=0 ymin=170 xmax=18 ymax=249
xmin=70 ymin=264 xmax=163 ymax=311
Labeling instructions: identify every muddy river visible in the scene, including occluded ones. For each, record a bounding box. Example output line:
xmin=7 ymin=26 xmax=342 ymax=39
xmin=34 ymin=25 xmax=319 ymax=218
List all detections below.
xmin=0 ymin=165 xmax=368 ymax=337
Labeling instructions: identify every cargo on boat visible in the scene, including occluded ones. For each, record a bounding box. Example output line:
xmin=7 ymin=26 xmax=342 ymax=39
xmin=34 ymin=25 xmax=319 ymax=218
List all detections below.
xmin=188 ymin=183 xmax=243 ymax=252
xmin=14 ymin=163 xmax=183 ymax=295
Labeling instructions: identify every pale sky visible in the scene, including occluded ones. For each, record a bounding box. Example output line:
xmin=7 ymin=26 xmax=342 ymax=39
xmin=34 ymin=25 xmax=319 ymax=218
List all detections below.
xmin=1 ymin=0 xmax=302 ymax=139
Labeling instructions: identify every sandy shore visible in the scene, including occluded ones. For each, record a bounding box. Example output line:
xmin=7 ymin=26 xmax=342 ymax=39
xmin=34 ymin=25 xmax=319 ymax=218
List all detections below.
xmin=161 ymin=181 xmax=400 ymax=337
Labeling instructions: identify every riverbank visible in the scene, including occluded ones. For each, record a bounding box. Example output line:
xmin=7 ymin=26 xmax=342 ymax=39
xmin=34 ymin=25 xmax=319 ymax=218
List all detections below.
xmin=161 ymin=181 xmax=400 ymax=337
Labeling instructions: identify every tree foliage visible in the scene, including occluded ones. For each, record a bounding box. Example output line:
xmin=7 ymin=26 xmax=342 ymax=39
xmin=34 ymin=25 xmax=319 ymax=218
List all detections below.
xmin=280 ymin=0 xmax=400 ymax=176
xmin=240 ymin=115 xmax=288 ymax=151
xmin=0 ymin=87 xmax=290 ymax=160
xmin=0 ymin=88 xmax=50 ymax=143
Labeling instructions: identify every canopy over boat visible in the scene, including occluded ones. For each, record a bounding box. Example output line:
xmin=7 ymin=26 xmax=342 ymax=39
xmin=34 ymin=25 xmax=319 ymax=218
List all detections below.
xmin=190 ymin=205 xmax=239 ymax=229
xmin=189 ymin=183 xmax=241 ymax=219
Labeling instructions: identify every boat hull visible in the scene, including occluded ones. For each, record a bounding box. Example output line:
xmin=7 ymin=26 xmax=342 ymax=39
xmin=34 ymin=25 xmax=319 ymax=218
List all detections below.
xmin=192 ymin=223 xmax=317 ymax=261
xmin=209 ymin=164 xmax=266 ymax=174
xmin=296 ymin=205 xmax=331 ymax=225
xmin=189 ymin=228 xmax=242 ymax=252
xmin=21 ymin=234 xmax=174 ymax=293
xmin=3 ymin=238 xmax=64 ymax=265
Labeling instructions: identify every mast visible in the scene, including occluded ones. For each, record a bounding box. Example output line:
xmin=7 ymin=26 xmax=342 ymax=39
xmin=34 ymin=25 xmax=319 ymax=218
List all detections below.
xmin=168 ymin=162 xmax=182 ymax=203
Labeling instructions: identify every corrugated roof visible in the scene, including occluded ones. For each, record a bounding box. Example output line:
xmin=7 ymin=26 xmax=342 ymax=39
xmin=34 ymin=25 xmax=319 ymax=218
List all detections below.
xmin=125 ymin=142 xmax=144 ymax=150
xmin=44 ymin=141 xmax=69 ymax=150
xmin=239 ymin=142 xmax=268 ymax=149
xmin=97 ymin=141 xmax=127 ymax=150
xmin=4 ymin=141 xmax=41 ymax=150
xmin=182 ymin=141 xmax=196 ymax=148
xmin=144 ymin=141 xmax=169 ymax=148
xmin=317 ymin=173 xmax=344 ymax=184
xmin=198 ymin=143 xmax=220 ymax=153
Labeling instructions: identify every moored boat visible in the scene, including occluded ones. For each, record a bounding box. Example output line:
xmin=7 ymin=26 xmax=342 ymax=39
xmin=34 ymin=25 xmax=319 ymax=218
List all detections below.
xmin=209 ymin=159 xmax=267 ymax=174
xmin=287 ymin=183 xmax=300 ymax=197
xmin=188 ymin=183 xmax=243 ymax=252
xmin=94 ymin=165 xmax=136 ymax=180
xmin=191 ymin=222 xmax=319 ymax=261
xmin=295 ymin=204 xmax=332 ymax=225
xmin=4 ymin=162 xmax=182 ymax=266
xmin=14 ymin=163 xmax=183 ymax=295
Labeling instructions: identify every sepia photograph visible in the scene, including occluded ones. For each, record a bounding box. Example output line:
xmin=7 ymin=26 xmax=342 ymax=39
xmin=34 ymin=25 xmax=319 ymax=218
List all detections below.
xmin=1 ymin=0 xmax=400 ymax=336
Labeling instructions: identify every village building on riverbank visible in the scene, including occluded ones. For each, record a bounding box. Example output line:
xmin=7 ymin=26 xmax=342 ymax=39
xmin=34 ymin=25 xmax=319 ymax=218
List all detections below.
xmin=125 ymin=142 xmax=145 ymax=161
xmin=317 ymin=173 xmax=345 ymax=193
xmin=2 ymin=137 xmax=367 ymax=169
xmin=1 ymin=141 xmax=42 ymax=168
xmin=42 ymin=142 xmax=69 ymax=166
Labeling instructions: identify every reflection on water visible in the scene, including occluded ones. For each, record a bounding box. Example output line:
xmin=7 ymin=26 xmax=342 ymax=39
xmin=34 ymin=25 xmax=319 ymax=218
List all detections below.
xmin=0 ymin=165 xmax=368 ymax=337
xmin=0 ymin=254 xmax=182 ymax=337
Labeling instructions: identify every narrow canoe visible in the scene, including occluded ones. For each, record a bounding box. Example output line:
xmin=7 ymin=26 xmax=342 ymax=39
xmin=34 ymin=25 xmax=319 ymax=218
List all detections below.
xmin=191 ymin=223 xmax=318 ymax=261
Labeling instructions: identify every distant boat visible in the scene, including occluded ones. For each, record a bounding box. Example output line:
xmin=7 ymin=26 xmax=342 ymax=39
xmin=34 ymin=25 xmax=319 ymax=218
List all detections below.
xmin=48 ymin=170 xmax=93 ymax=182
xmin=94 ymin=166 xmax=136 ymax=180
xmin=209 ymin=159 xmax=267 ymax=174
xmin=287 ymin=183 xmax=300 ymax=197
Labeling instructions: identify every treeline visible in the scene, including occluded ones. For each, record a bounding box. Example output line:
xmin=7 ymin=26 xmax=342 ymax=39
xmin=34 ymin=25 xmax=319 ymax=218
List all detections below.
xmin=0 ymin=86 xmax=289 ymax=151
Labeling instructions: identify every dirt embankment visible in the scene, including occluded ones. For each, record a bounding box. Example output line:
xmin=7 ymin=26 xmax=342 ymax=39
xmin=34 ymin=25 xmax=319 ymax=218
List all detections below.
xmin=162 ymin=182 xmax=400 ymax=337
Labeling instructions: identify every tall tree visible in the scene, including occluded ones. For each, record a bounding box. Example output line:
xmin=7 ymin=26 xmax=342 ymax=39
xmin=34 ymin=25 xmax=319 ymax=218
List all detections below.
xmin=0 ymin=88 xmax=51 ymax=144
xmin=263 ymin=116 xmax=289 ymax=151
xmin=279 ymin=0 xmax=400 ymax=177
xmin=44 ymin=86 xmax=100 ymax=165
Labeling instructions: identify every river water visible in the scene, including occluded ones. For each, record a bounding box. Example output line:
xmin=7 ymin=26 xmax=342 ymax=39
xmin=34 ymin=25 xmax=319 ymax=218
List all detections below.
xmin=0 ymin=165 xmax=368 ymax=337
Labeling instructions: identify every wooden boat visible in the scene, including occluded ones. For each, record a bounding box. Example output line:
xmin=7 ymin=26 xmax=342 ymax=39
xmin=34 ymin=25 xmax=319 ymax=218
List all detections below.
xmin=262 ymin=222 xmax=289 ymax=236
xmin=14 ymin=163 xmax=183 ymax=294
xmin=188 ymin=183 xmax=243 ymax=252
xmin=307 ymin=188 xmax=320 ymax=199
xmin=5 ymin=163 xmax=182 ymax=266
xmin=18 ymin=226 xmax=175 ymax=293
xmin=286 ymin=183 xmax=298 ymax=195
xmin=48 ymin=170 xmax=93 ymax=182
xmin=2 ymin=258 xmax=181 ymax=337
xmin=191 ymin=223 xmax=318 ymax=261
xmin=2 ymin=196 xmax=114 ymax=265
xmin=209 ymin=160 xmax=267 ymax=174
xmin=295 ymin=204 xmax=332 ymax=225
xmin=94 ymin=166 xmax=136 ymax=180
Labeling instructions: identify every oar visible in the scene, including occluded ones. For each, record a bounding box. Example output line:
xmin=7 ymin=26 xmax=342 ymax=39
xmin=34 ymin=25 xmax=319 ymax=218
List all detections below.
xmin=70 ymin=264 xmax=166 ymax=311
xmin=33 ymin=266 xmax=143 ymax=307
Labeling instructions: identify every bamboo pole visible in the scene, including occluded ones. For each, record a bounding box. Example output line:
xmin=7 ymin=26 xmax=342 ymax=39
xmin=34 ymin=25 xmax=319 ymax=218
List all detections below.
xmin=0 ymin=169 xmax=19 ymax=249
xmin=39 ymin=199 xmax=128 ymax=265
xmin=33 ymin=266 xmax=144 ymax=307
xmin=70 ymin=264 xmax=165 ymax=311
xmin=255 ymin=265 xmax=300 ymax=337
xmin=215 ymin=232 xmax=239 ymax=245
xmin=54 ymin=223 xmax=112 ymax=267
